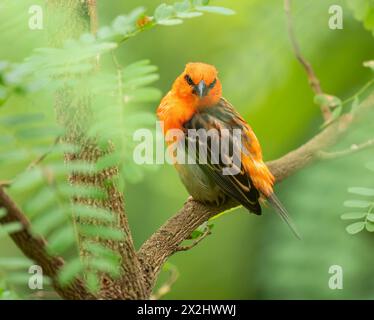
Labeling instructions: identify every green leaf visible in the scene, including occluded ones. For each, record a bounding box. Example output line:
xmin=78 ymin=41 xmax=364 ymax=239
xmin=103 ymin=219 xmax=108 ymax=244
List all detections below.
xmin=0 ymin=149 xmax=29 ymax=164
xmin=58 ymin=258 xmax=84 ymax=287
xmin=0 ymin=257 xmax=33 ymax=269
xmin=7 ymin=273 xmax=51 ymax=286
xmin=123 ymin=74 xmax=159 ymax=87
xmin=126 ymin=87 xmax=162 ymax=103
xmin=0 ymin=113 xmax=44 ymax=126
xmin=47 ymin=226 xmax=76 ymax=255
xmin=84 ymin=242 xmax=120 ymax=261
xmin=78 ymin=225 xmax=125 ymax=240
xmin=25 ymin=188 xmax=56 ymax=215
xmin=67 ymin=161 xmax=97 ymax=175
xmin=190 ymin=229 xmax=204 ymax=239
xmin=85 ymin=271 xmax=100 ymax=294
xmin=11 ymin=169 xmax=44 ymax=192
xmin=367 ymin=213 xmax=374 ymax=222
xmin=343 ymin=200 xmax=372 ymax=208
xmin=341 ymin=212 xmax=367 ymax=220
xmin=348 ymin=0 xmax=374 ymax=36
xmin=177 ymin=11 xmax=203 ymax=19
xmin=195 ymin=6 xmax=235 ymax=15
xmin=15 ymin=126 xmax=64 ymax=140
xmin=0 ymin=222 xmax=23 ymax=238
xmin=32 ymin=207 xmax=68 ymax=235
xmin=348 ymin=187 xmax=374 ymax=196
xmin=88 ymin=258 xmax=121 ymax=278
xmin=96 ymin=152 xmax=122 ymax=171
xmin=6 ymin=273 xmax=31 ymax=286
xmin=158 ymin=18 xmax=183 ymax=26
xmin=193 ymin=0 xmax=210 ymax=5
xmin=174 ymin=0 xmax=191 ymax=13
xmin=72 ymin=205 xmax=116 ymax=223
xmin=346 ymin=221 xmax=365 ymax=234
xmin=366 ymin=221 xmax=374 ymax=232
xmin=59 ymin=185 xmax=107 ymax=200
xmin=154 ymin=4 xmax=175 ymax=22
xmin=97 ymin=26 xmax=114 ymax=40
xmin=122 ymin=64 xmax=158 ymax=80
xmin=177 ymin=11 xmax=203 ymax=18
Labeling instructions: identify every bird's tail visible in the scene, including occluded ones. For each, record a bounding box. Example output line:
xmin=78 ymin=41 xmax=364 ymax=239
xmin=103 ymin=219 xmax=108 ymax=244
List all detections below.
xmin=267 ymin=193 xmax=301 ymax=240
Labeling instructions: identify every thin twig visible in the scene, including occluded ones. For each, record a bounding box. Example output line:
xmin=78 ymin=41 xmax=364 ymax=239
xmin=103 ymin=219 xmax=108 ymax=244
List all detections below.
xmin=26 ymin=136 xmax=60 ymax=171
xmin=284 ymin=0 xmax=332 ymax=121
xmin=176 ymin=227 xmax=212 ymax=252
xmin=318 ymin=138 xmax=374 ymax=160
xmin=0 ymin=138 xmax=59 ymax=188
xmin=150 ymin=264 xmax=179 ymax=300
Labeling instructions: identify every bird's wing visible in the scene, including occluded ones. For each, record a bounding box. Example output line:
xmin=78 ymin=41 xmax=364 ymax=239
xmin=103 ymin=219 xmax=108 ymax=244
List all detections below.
xmin=183 ymin=98 xmax=262 ymax=215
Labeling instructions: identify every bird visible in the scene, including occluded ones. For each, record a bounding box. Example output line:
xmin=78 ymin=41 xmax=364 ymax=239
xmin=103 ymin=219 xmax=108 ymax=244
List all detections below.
xmin=157 ymin=62 xmax=300 ymax=239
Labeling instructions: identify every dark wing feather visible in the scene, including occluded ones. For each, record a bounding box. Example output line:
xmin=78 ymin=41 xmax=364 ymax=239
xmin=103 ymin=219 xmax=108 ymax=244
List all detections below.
xmin=183 ymin=98 xmax=262 ymax=215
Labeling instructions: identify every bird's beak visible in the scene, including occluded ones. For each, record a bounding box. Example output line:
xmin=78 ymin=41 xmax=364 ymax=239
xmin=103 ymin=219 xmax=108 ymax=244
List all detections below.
xmin=195 ymin=80 xmax=207 ymax=98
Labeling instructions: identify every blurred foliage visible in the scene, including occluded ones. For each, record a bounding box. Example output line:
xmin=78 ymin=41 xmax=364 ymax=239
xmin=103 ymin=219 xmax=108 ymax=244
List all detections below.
xmin=0 ymin=0 xmax=234 ymax=297
xmin=341 ymin=164 xmax=374 ymax=235
xmin=0 ymin=0 xmax=373 ymax=299
xmin=348 ymin=0 xmax=374 ymax=36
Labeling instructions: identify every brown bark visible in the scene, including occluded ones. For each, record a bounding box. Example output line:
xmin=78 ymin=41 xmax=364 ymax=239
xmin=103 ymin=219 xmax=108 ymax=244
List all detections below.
xmin=46 ymin=0 xmax=147 ymax=299
xmin=0 ymin=188 xmax=92 ymax=299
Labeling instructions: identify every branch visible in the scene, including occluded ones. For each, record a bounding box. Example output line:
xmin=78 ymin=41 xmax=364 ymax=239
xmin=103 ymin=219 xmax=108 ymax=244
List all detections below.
xmin=284 ymin=0 xmax=332 ymax=121
xmin=27 ymin=136 xmax=60 ymax=171
xmin=317 ymin=138 xmax=374 ymax=160
xmin=138 ymin=93 xmax=374 ymax=295
xmin=0 ymin=187 xmax=92 ymax=299
xmin=150 ymin=264 xmax=179 ymax=300
xmin=47 ymin=0 xmax=147 ymax=299
xmin=176 ymin=226 xmax=212 ymax=252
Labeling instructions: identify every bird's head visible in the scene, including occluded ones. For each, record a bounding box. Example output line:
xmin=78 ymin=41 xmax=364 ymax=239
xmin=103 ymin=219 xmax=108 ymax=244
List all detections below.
xmin=172 ymin=62 xmax=222 ymax=107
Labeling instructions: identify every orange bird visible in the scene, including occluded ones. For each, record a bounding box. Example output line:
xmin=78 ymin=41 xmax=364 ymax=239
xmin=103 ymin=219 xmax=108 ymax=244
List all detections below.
xmin=157 ymin=62 xmax=300 ymax=238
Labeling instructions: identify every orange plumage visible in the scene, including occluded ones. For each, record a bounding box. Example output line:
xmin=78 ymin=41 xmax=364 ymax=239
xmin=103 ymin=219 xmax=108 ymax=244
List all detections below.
xmin=157 ymin=62 xmax=300 ymax=238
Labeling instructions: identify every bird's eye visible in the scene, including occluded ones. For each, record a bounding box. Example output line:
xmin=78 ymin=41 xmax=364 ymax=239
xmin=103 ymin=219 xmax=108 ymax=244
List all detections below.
xmin=209 ymin=78 xmax=217 ymax=89
xmin=184 ymin=74 xmax=195 ymax=86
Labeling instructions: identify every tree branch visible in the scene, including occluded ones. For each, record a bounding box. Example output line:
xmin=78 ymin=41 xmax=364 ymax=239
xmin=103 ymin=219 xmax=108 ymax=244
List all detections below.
xmin=138 ymin=93 xmax=374 ymax=295
xmin=176 ymin=226 xmax=212 ymax=252
xmin=284 ymin=0 xmax=332 ymax=121
xmin=317 ymin=138 xmax=374 ymax=160
xmin=47 ymin=0 xmax=147 ymax=299
xmin=150 ymin=263 xmax=179 ymax=300
xmin=0 ymin=187 xmax=92 ymax=299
